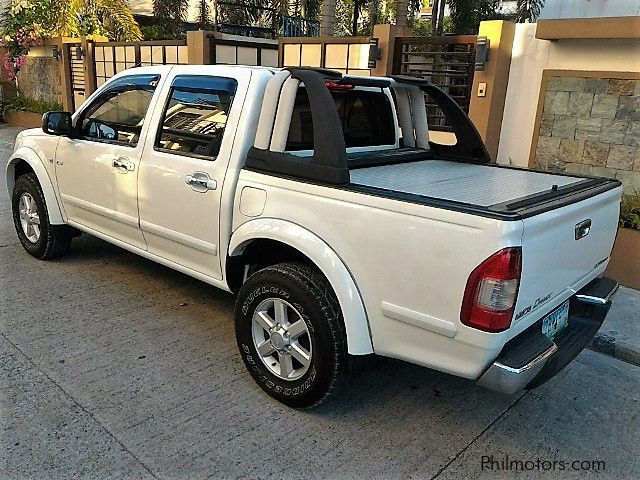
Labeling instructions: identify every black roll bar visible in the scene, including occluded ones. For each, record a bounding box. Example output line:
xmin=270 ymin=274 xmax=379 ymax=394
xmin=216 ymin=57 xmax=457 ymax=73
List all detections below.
xmin=244 ymin=68 xmax=490 ymax=185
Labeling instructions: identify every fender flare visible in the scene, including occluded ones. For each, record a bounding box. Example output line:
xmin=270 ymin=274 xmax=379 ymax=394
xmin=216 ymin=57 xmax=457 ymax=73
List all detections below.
xmin=228 ymin=218 xmax=374 ymax=355
xmin=6 ymin=146 xmax=65 ymax=224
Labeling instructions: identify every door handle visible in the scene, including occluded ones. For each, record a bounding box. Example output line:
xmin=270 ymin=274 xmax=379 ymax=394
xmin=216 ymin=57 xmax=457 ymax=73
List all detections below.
xmin=185 ymin=172 xmax=217 ymax=192
xmin=112 ymin=157 xmax=134 ymax=172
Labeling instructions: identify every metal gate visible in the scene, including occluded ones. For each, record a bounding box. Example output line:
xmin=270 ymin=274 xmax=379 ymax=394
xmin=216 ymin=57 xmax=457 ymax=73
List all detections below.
xmin=393 ymin=35 xmax=476 ymax=131
xmin=65 ymin=42 xmax=86 ymax=111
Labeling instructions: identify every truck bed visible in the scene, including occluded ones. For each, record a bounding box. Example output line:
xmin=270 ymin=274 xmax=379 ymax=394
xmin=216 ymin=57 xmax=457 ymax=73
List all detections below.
xmin=350 ymin=160 xmax=582 ymax=206
xmin=348 ymin=157 xmax=620 ymax=220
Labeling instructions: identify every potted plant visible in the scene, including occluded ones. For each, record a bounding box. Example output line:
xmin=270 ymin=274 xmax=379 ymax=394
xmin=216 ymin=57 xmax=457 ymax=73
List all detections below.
xmin=606 ymin=192 xmax=640 ymax=289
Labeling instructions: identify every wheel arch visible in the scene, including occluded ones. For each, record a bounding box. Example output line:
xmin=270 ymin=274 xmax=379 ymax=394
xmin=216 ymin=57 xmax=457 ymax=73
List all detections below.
xmin=227 ymin=219 xmax=374 ymax=355
xmin=7 ymin=147 xmax=65 ymax=224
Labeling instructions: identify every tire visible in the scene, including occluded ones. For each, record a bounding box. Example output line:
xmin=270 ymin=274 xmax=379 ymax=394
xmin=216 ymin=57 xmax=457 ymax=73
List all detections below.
xmin=12 ymin=173 xmax=72 ymax=259
xmin=235 ymin=262 xmax=347 ymax=408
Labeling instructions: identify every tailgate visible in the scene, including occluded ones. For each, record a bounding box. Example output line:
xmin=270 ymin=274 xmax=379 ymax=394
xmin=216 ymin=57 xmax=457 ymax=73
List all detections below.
xmin=513 ymin=186 xmax=622 ymax=326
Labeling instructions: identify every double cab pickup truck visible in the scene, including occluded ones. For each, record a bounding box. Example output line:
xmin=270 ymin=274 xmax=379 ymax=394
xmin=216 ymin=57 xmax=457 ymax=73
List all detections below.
xmin=7 ymin=65 xmax=621 ymax=408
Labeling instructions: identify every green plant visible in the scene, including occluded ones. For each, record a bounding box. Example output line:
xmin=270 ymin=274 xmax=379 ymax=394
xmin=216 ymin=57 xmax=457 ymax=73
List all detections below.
xmin=620 ymin=191 xmax=640 ymax=231
xmin=447 ymin=0 xmax=509 ymax=34
xmin=153 ymin=0 xmax=189 ymax=38
xmin=141 ymin=24 xmax=176 ymax=40
xmin=408 ymin=17 xmax=431 ymax=36
xmin=67 ymin=0 xmax=142 ymax=40
xmin=1 ymin=0 xmax=140 ymax=85
xmin=1 ymin=95 xmax=63 ymax=118
xmin=515 ymin=0 xmax=545 ymax=23
xmin=0 ymin=2 xmax=50 ymax=82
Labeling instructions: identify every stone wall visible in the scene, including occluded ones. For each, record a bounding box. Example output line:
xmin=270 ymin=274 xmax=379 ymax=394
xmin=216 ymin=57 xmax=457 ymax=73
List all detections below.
xmin=533 ymin=75 xmax=640 ymax=193
xmin=17 ymin=56 xmax=64 ymax=106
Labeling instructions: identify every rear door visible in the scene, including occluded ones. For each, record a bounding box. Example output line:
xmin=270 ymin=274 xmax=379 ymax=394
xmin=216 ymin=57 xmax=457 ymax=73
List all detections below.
xmin=514 ymin=187 xmax=621 ymax=325
xmin=138 ymin=67 xmax=249 ymax=280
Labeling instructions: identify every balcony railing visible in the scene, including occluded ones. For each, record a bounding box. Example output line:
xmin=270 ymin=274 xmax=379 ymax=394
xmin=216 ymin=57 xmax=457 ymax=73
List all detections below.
xmin=213 ymin=1 xmax=318 ymax=38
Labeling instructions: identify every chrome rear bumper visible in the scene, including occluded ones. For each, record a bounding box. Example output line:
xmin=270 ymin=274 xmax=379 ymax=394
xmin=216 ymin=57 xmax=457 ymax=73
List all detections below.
xmin=476 ymin=276 xmax=618 ymax=395
xmin=477 ymin=344 xmax=557 ymax=394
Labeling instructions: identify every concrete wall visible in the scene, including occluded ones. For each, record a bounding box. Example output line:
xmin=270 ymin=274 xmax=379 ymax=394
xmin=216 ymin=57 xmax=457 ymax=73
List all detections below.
xmin=17 ymin=56 xmax=64 ymax=106
xmin=497 ymin=23 xmax=640 ymax=169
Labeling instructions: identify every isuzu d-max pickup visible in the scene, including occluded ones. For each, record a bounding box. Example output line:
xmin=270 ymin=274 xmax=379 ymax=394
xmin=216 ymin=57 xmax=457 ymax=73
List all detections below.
xmin=7 ymin=65 xmax=621 ymax=407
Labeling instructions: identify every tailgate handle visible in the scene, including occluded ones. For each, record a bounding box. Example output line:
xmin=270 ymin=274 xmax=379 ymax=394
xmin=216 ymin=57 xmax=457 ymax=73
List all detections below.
xmin=575 ymin=219 xmax=591 ymax=240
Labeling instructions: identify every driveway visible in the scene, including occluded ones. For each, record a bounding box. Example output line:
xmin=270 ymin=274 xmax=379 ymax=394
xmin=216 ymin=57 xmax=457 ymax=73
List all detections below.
xmin=1 ymin=125 xmax=639 ymax=479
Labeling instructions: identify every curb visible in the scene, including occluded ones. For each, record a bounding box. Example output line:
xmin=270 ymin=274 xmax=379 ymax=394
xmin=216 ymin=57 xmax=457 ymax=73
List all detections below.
xmin=590 ymin=333 xmax=640 ymax=368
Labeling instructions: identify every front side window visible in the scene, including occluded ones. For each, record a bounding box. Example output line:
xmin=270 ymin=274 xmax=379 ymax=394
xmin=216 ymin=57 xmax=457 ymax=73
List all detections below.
xmin=79 ymin=75 xmax=159 ymax=146
xmin=155 ymin=75 xmax=237 ymax=160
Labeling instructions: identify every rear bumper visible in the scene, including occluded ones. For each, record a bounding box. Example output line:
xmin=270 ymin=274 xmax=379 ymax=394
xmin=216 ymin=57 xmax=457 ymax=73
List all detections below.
xmin=476 ymin=277 xmax=618 ymax=394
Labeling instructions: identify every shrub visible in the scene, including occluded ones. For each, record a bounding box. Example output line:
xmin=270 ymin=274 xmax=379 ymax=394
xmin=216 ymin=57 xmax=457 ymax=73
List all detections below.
xmin=620 ymin=191 xmax=640 ymax=231
xmin=1 ymin=95 xmax=62 ymax=118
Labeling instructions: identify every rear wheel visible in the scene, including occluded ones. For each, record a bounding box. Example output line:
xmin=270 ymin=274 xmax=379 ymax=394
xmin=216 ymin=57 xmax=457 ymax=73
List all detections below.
xmin=235 ymin=262 xmax=347 ymax=408
xmin=12 ymin=173 xmax=72 ymax=259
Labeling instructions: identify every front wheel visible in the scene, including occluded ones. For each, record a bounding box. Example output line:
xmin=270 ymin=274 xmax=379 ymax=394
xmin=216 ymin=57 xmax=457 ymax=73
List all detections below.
xmin=235 ymin=263 xmax=347 ymax=408
xmin=12 ymin=173 xmax=72 ymax=259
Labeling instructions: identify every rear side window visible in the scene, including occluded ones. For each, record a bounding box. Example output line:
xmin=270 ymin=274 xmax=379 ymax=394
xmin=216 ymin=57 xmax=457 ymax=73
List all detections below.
xmin=286 ymin=88 xmax=395 ymax=151
xmin=156 ymin=75 xmax=237 ymax=160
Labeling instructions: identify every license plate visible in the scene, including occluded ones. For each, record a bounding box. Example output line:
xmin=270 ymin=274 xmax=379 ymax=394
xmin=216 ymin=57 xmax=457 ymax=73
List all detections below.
xmin=542 ymin=301 xmax=569 ymax=339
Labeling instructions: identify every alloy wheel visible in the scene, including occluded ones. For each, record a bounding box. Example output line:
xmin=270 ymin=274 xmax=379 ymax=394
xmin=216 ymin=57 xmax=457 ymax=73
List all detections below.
xmin=18 ymin=192 xmax=41 ymax=243
xmin=251 ymin=298 xmax=312 ymax=381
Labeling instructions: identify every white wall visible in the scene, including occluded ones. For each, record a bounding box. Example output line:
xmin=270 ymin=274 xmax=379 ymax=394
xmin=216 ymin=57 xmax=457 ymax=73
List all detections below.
xmin=129 ymin=0 xmax=203 ymax=22
xmin=540 ymin=0 xmax=640 ymax=19
xmin=496 ymin=23 xmax=640 ymax=167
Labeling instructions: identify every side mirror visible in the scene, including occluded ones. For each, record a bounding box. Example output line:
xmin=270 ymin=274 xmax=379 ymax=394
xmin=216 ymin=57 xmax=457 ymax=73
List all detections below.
xmin=42 ymin=111 xmax=73 ymax=136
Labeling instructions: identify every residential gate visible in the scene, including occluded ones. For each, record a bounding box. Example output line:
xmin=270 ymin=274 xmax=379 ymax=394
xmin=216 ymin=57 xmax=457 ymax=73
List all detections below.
xmin=91 ymin=40 xmax=189 ymax=88
xmin=65 ymin=42 xmax=86 ymax=111
xmin=392 ymin=35 xmax=477 ymax=132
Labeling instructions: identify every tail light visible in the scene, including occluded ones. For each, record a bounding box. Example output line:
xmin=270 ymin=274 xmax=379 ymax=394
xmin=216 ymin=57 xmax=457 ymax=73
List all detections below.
xmin=460 ymin=247 xmax=522 ymax=333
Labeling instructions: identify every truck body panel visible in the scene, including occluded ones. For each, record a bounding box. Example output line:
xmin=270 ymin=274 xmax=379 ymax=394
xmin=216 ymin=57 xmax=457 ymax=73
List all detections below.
xmin=7 ymin=66 xmax=623 ymax=399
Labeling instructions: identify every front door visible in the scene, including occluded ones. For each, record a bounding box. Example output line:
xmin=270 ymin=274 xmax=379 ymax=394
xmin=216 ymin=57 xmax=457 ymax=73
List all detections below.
xmin=55 ymin=73 xmax=163 ymax=249
xmin=138 ymin=68 xmax=248 ymax=280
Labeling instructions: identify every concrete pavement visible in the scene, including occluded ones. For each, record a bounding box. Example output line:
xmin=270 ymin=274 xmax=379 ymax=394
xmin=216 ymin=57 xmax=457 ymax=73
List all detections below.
xmin=592 ymin=286 xmax=640 ymax=367
xmin=1 ymin=124 xmax=640 ymax=479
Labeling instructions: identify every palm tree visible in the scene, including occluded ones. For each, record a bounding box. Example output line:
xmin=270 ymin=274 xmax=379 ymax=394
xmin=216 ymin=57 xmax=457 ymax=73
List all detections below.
xmin=515 ymin=0 xmax=544 ymax=22
xmin=320 ymin=0 xmax=336 ymax=36
xmin=69 ymin=0 xmax=142 ymax=40
xmin=395 ymin=0 xmax=422 ymax=30
xmin=153 ymin=0 xmax=189 ymax=37
xmin=395 ymin=0 xmax=408 ymax=27
xmin=197 ymin=0 xmax=212 ymax=29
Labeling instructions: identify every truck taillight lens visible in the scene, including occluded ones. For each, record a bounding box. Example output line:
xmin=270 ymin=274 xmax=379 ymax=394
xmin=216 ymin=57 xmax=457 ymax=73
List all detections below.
xmin=460 ymin=247 xmax=522 ymax=333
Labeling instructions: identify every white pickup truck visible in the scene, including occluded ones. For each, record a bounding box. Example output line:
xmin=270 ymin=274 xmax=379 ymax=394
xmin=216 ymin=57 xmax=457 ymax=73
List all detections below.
xmin=7 ymin=65 xmax=621 ymax=408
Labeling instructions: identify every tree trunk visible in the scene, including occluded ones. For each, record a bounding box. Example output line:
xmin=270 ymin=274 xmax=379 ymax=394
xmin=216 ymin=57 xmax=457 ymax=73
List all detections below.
xmin=431 ymin=0 xmax=440 ymax=34
xmin=320 ymin=0 xmax=336 ymax=36
xmin=395 ymin=0 xmax=408 ymax=28
xmin=367 ymin=0 xmax=377 ymax=28
xmin=437 ymin=0 xmax=446 ymax=34
xmin=352 ymin=0 xmax=361 ymax=36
